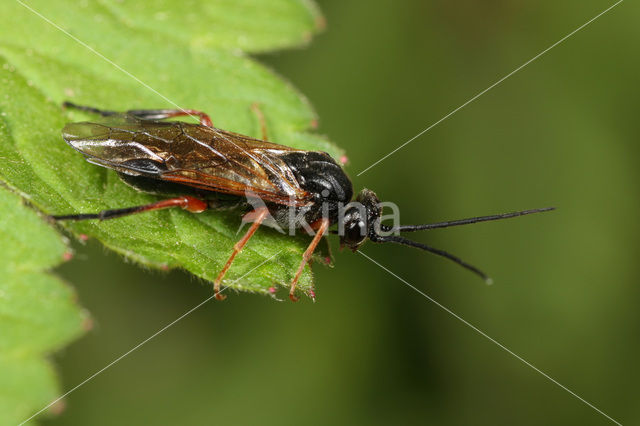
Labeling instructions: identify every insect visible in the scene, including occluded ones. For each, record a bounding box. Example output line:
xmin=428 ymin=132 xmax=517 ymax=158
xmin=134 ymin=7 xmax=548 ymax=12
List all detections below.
xmin=53 ymin=102 xmax=554 ymax=301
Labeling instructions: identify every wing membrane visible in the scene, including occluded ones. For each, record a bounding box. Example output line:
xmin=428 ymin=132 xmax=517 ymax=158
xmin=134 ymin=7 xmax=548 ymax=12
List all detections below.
xmin=63 ymin=117 xmax=312 ymax=206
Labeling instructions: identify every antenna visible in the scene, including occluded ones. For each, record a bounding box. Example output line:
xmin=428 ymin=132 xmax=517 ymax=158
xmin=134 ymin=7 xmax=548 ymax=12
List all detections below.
xmin=374 ymin=235 xmax=492 ymax=284
xmin=394 ymin=207 xmax=555 ymax=232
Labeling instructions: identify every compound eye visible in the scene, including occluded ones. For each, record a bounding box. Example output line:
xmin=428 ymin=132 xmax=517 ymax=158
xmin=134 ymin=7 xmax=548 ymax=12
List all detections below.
xmin=345 ymin=220 xmax=366 ymax=244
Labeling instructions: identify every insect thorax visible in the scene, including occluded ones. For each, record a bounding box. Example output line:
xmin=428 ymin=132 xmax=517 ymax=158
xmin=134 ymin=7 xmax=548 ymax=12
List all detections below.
xmin=280 ymin=151 xmax=353 ymax=225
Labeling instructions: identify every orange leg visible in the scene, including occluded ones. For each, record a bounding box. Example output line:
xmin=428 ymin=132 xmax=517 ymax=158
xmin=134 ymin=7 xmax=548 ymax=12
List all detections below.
xmin=250 ymin=102 xmax=269 ymax=141
xmin=51 ymin=196 xmax=207 ymax=221
xmin=289 ymin=218 xmax=330 ymax=302
xmin=214 ymin=207 xmax=270 ymax=300
xmin=62 ymin=103 xmax=214 ymax=127
xmin=128 ymin=108 xmax=214 ymax=127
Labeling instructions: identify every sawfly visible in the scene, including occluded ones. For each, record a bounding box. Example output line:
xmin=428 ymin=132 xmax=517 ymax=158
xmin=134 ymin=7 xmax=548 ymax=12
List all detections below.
xmin=53 ymin=102 xmax=553 ymax=301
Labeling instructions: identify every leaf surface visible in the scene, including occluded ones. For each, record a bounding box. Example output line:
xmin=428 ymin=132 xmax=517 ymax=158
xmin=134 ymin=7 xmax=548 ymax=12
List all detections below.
xmin=0 ymin=1 xmax=339 ymax=423
xmin=0 ymin=187 xmax=87 ymax=424
xmin=0 ymin=0 xmax=342 ymax=298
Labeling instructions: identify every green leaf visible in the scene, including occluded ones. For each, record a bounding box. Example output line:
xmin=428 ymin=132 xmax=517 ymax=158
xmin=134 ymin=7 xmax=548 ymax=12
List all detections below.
xmin=0 ymin=0 xmax=344 ymax=301
xmin=0 ymin=1 xmax=341 ymax=422
xmin=0 ymin=186 xmax=88 ymax=424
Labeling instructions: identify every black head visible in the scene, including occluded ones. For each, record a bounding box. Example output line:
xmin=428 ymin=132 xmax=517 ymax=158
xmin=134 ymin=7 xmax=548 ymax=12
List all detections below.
xmin=339 ymin=188 xmax=381 ymax=251
xmin=338 ymin=188 xmax=555 ymax=283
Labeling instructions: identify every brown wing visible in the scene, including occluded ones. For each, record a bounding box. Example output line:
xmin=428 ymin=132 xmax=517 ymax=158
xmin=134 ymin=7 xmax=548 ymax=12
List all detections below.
xmin=63 ymin=116 xmax=312 ymax=206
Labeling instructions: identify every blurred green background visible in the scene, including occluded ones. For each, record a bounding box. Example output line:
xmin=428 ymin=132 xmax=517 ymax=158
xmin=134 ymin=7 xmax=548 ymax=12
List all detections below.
xmin=43 ymin=0 xmax=638 ymax=425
